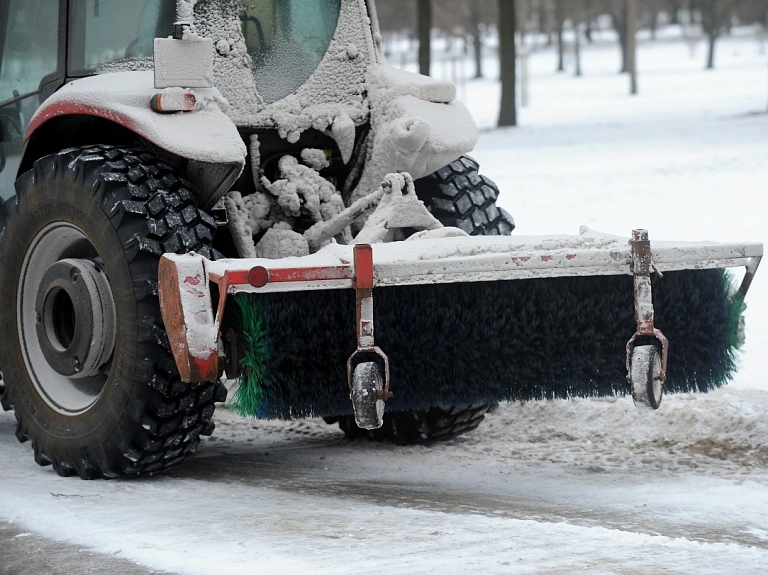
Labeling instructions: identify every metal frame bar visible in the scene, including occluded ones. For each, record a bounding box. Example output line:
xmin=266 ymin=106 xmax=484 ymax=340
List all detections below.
xmin=625 ymin=229 xmax=669 ymax=384
xmin=346 ymin=244 xmax=391 ymax=402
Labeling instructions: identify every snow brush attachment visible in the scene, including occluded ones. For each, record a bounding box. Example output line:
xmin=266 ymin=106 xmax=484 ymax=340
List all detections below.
xmin=159 ymin=233 xmax=760 ymax=421
xmin=232 ymin=268 xmax=742 ymax=420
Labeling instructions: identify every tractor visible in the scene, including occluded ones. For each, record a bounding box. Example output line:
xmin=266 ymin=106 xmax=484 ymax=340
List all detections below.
xmin=0 ymin=0 xmax=760 ymax=479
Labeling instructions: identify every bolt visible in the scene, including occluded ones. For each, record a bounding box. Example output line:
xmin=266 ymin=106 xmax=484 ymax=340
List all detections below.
xmin=70 ymin=270 xmax=79 ymax=283
xmin=36 ymin=312 xmax=41 ymax=323
xmin=73 ymin=357 xmax=81 ymax=373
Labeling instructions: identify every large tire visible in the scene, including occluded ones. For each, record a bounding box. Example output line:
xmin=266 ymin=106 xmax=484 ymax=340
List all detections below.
xmin=415 ymin=155 xmax=515 ymax=236
xmin=0 ymin=145 xmax=227 ymax=479
xmin=333 ymin=156 xmax=513 ymax=444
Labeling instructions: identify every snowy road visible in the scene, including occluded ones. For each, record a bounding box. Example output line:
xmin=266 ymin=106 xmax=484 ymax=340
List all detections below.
xmin=2 ymin=390 xmax=768 ymax=574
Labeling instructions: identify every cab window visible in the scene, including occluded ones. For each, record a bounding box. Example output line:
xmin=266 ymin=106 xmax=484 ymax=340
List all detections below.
xmin=0 ymin=0 xmax=61 ymax=201
xmin=68 ymin=0 xmax=175 ymax=75
xmin=0 ymin=0 xmax=60 ymax=104
xmin=241 ymin=0 xmax=341 ymax=103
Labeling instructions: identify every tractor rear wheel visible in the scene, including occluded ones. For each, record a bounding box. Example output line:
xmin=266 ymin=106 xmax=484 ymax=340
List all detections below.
xmin=336 ymin=404 xmax=496 ymax=445
xmin=0 ymin=145 xmax=226 ymax=478
xmin=333 ymin=156 xmax=513 ymax=444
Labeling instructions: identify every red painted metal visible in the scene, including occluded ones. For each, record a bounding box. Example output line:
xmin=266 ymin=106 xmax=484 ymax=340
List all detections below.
xmin=25 ymin=101 xmax=139 ymax=142
xmin=353 ymin=244 xmax=374 ymax=290
xmin=244 ymin=265 xmax=351 ymax=287
xmin=158 ymin=256 xmax=219 ymax=383
xmin=247 ymin=266 xmax=270 ymax=288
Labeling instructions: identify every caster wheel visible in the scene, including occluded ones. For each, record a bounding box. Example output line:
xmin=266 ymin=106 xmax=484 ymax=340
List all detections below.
xmin=630 ymin=345 xmax=663 ymax=410
xmin=351 ymin=362 xmax=385 ymax=430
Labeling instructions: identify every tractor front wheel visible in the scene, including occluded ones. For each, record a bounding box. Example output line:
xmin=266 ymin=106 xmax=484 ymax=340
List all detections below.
xmin=0 ymin=146 xmax=226 ymax=478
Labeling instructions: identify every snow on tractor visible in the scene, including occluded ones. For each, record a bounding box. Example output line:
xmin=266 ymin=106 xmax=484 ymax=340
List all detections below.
xmin=0 ymin=0 xmax=761 ymax=479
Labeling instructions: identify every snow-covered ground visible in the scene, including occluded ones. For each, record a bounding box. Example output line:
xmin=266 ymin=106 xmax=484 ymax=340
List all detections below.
xmin=2 ymin=27 xmax=768 ymax=575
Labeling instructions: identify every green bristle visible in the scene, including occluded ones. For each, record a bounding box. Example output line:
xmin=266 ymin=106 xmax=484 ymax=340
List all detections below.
xmin=229 ymin=295 xmax=270 ymax=417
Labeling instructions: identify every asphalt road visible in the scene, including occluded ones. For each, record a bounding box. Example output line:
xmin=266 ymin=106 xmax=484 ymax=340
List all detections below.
xmin=0 ymin=522 xmax=172 ymax=575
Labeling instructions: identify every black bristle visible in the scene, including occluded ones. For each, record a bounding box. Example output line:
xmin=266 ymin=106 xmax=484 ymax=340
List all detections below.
xmin=234 ymin=269 xmax=740 ymax=419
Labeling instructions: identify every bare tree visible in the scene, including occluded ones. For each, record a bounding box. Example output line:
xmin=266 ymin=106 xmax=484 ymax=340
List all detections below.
xmin=610 ymin=1 xmax=630 ymax=73
xmin=433 ymin=0 xmax=496 ymax=79
xmin=418 ymin=0 xmax=432 ymax=75
xmin=694 ymin=0 xmax=744 ymax=69
xmin=375 ymin=0 xmax=414 ymax=33
xmin=469 ymin=0 xmax=486 ymax=78
xmin=627 ymin=0 xmax=638 ymax=93
xmin=498 ymin=0 xmax=518 ymax=126
xmin=554 ymin=0 xmax=566 ymax=71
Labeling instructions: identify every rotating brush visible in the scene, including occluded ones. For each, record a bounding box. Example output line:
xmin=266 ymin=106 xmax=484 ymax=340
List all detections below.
xmin=229 ymin=268 xmax=742 ymax=420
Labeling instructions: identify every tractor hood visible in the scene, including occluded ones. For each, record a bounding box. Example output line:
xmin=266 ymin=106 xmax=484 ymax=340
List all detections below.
xmin=350 ymin=64 xmax=478 ymax=204
xmin=370 ymin=65 xmax=457 ymax=104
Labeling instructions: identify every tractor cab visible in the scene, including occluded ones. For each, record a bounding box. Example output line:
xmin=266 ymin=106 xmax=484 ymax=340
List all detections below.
xmin=0 ymin=0 xmax=174 ymax=200
xmin=0 ymin=0 xmax=375 ymax=202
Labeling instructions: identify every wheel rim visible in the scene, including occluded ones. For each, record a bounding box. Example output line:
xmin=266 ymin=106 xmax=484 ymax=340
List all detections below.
xmin=18 ymin=223 xmax=116 ymax=415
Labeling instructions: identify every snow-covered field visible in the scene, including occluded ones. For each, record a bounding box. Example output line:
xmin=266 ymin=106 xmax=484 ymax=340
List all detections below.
xmin=2 ymin=27 xmax=768 ymax=575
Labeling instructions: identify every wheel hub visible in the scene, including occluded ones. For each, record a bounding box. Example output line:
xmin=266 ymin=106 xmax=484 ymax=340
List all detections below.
xmin=35 ymin=258 xmax=116 ymax=379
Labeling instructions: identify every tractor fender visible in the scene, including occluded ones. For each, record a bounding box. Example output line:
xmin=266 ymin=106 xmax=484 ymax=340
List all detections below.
xmin=25 ymin=71 xmax=246 ymax=209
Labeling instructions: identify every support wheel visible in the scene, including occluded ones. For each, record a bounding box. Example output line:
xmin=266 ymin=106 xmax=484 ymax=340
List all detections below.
xmin=332 ymin=156 xmax=513 ymax=444
xmin=0 ymin=145 xmax=227 ymax=478
xmin=351 ymin=362 xmax=385 ymax=430
xmin=630 ymin=345 xmax=663 ymax=410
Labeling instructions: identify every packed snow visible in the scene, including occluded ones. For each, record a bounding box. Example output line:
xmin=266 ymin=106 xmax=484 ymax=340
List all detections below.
xmin=2 ymin=24 xmax=768 ymax=575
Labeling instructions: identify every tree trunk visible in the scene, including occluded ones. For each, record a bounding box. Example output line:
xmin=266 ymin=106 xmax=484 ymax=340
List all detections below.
xmin=545 ymin=0 xmax=554 ymax=46
xmin=575 ymin=0 xmax=586 ymax=77
xmin=700 ymin=0 xmax=719 ymax=70
xmin=555 ymin=0 xmax=565 ymax=72
xmin=627 ymin=0 xmax=638 ymax=94
xmin=670 ymin=2 xmax=680 ymax=25
xmin=470 ymin=0 xmax=484 ymax=78
xmin=612 ymin=4 xmax=629 ymax=74
xmin=418 ymin=0 xmax=431 ymax=76
xmin=498 ymin=0 xmax=518 ymax=127
xmin=575 ymin=24 xmax=581 ymax=77
xmin=706 ymin=31 xmax=717 ymax=69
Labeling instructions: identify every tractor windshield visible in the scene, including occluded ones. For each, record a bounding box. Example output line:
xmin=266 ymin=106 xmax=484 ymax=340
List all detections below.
xmin=68 ymin=0 xmax=175 ymax=76
xmin=240 ymin=0 xmax=341 ymax=103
